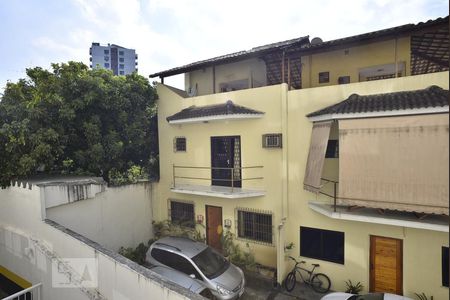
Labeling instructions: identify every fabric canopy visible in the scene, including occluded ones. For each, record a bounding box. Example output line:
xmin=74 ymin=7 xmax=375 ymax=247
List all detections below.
xmin=303 ymin=121 xmax=333 ymax=193
xmin=338 ymin=113 xmax=449 ymax=215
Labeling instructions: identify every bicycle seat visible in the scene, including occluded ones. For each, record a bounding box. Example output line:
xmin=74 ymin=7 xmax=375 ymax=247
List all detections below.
xmin=312 ymin=263 xmax=320 ymax=267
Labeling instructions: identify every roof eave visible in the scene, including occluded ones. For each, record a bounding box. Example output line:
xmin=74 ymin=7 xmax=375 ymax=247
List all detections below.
xmin=307 ymin=106 xmax=450 ymax=122
xmin=149 ymin=37 xmax=310 ymax=78
xmin=168 ymin=113 xmax=264 ymax=124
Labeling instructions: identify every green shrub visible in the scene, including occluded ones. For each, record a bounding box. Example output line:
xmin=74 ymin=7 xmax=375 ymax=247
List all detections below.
xmin=344 ymin=280 xmax=364 ymax=294
xmin=221 ymin=229 xmax=256 ymax=271
xmin=118 ymin=239 xmax=156 ymax=265
xmin=415 ymin=293 xmax=433 ymax=300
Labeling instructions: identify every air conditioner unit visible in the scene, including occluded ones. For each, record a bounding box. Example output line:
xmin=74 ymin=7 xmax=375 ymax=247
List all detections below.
xmin=262 ymin=134 xmax=282 ymax=148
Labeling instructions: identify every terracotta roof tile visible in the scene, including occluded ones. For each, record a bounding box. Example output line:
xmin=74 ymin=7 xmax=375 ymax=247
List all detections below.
xmin=307 ymin=86 xmax=449 ymax=117
xmin=166 ymin=100 xmax=264 ymax=122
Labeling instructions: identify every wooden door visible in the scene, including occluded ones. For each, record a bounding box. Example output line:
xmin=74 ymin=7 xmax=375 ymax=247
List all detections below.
xmin=206 ymin=205 xmax=223 ymax=251
xmin=370 ymin=236 xmax=403 ymax=294
xmin=211 ymin=136 xmax=241 ymax=187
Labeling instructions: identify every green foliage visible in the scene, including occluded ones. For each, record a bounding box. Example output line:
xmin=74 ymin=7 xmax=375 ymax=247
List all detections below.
xmin=152 ymin=220 xmax=206 ymax=242
xmin=284 ymin=242 xmax=295 ymax=251
xmin=221 ymin=229 xmax=256 ymax=270
xmin=118 ymin=239 xmax=156 ymax=265
xmin=0 ymin=62 xmax=159 ymax=187
xmin=415 ymin=293 xmax=433 ymax=300
xmin=344 ymin=280 xmax=364 ymax=294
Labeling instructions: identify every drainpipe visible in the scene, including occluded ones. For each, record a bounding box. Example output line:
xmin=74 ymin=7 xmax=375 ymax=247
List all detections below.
xmin=276 ymin=82 xmax=289 ymax=284
xmin=394 ymin=37 xmax=398 ymax=77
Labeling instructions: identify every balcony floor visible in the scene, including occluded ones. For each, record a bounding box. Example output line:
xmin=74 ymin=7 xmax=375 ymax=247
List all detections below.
xmin=309 ymin=201 xmax=449 ymax=232
xmin=171 ymin=184 xmax=265 ymax=199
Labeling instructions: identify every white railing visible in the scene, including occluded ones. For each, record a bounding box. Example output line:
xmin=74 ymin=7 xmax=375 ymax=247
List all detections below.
xmin=2 ymin=283 xmax=42 ymax=300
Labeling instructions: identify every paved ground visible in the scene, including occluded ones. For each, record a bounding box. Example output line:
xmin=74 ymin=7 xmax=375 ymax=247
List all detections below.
xmin=241 ymin=271 xmax=332 ymax=300
xmin=242 ymin=283 xmax=330 ymax=300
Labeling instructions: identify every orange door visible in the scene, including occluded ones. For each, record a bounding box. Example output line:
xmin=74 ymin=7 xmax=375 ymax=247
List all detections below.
xmin=206 ymin=205 xmax=223 ymax=252
xmin=370 ymin=235 xmax=403 ymax=294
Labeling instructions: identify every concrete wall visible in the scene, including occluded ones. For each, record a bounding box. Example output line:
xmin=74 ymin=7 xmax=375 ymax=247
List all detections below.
xmin=157 ymin=84 xmax=283 ymax=267
xmin=156 ymin=71 xmax=449 ymax=298
xmin=185 ymin=58 xmax=267 ymax=96
xmin=0 ymin=183 xmax=203 ymax=300
xmin=184 ymin=37 xmax=410 ymax=94
xmin=286 ymin=72 xmax=449 ymax=297
xmin=46 ymin=182 xmax=154 ymax=251
xmin=301 ymin=37 xmax=411 ymax=88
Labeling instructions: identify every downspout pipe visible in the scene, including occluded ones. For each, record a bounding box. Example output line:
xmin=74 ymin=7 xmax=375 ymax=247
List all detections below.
xmin=277 ymin=82 xmax=289 ymax=284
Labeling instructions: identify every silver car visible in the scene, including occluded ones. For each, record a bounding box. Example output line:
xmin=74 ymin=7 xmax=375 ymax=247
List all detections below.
xmin=148 ymin=265 xmax=213 ymax=298
xmin=146 ymin=236 xmax=245 ymax=300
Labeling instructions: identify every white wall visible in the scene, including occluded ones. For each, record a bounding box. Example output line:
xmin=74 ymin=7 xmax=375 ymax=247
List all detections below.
xmin=46 ymin=182 xmax=154 ymax=251
xmin=0 ymin=182 xmax=202 ymax=300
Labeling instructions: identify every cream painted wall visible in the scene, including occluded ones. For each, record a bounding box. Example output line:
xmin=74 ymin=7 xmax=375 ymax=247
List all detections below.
xmin=301 ymin=37 xmax=411 ymax=88
xmin=286 ymin=72 xmax=449 ymax=297
xmin=157 ymin=84 xmax=285 ymax=267
xmin=185 ymin=58 xmax=267 ymax=96
xmin=157 ymin=71 xmax=449 ymax=297
xmin=46 ymin=182 xmax=154 ymax=251
xmin=0 ymin=184 xmax=201 ymax=300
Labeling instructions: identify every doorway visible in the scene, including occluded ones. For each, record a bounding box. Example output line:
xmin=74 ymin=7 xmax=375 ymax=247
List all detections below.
xmin=211 ymin=136 xmax=241 ymax=187
xmin=370 ymin=235 xmax=403 ymax=294
xmin=206 ymin=205 xmax=223 ymax=251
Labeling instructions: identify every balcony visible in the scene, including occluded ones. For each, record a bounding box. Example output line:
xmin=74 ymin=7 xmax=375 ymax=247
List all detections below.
xmin=171 ymin=165 xmax=265 ymax=198
xmin=309 ymin=178 xmax=449 ymax=232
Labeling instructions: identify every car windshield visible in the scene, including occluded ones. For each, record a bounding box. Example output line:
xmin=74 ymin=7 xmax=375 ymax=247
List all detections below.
xmin=192 ymin=247 xmax=230 ymax=279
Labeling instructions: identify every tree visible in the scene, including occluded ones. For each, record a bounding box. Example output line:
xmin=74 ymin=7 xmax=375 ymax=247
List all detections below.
xmin=0 ymin=62 xmax=158 ymax=187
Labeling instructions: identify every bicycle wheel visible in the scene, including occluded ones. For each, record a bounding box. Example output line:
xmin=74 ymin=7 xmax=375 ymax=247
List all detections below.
xmin=283 ymin=271 xmax=296 ymax=292
xmin=310 ymin=273 xmax=331 ymax=293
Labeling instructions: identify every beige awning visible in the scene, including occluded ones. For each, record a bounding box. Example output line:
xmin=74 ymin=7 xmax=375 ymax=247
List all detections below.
xmin=338 ymin=113 xmax=449 ymax=215
xmin=303 ymin=121 xmax=333 ymax=193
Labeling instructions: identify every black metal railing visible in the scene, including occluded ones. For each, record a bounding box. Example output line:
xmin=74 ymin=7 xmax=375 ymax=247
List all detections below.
xmin=319 ymin=178 xmax=339 ymax=212
xmin=172 ymin=165 xmax=263 ymax=192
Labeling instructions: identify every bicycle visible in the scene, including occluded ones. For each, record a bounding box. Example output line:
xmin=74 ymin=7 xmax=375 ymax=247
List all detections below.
xmin=283 ymin=256 xmax=331 ymax=293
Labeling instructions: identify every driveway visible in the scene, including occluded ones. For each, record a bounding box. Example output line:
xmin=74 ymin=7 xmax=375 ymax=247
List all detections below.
xmin=241 ymin=273 xmax=331 ymax=300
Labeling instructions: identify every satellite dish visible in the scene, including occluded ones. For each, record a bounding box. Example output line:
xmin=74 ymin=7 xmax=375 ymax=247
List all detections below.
xmin=311 ymin=37 xmax=323 ymax=45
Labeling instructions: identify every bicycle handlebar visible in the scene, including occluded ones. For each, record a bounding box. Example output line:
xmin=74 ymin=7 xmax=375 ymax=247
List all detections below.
xmin=288 ymin=256 xmax=306 ymax=264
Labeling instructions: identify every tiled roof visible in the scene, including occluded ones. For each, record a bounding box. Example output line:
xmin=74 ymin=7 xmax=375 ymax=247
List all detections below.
xmin=307 ymin=86 xmax=449 ymax=117
xmin=167 ymin=100 xmax=264 ymax=122
xmin=150 ymin=16 xmax=448 ymax=78
xmin=150 ymin=36 xmax=310 ymax=78
xmin=305 ymin=16 xmax=449 ymax=53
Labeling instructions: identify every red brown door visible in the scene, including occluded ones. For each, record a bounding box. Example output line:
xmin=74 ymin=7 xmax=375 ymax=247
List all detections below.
xmin=370 ymin=235 xmax=403 ymax=294
xmin=206 ymin=205 xmax=223 ymax=251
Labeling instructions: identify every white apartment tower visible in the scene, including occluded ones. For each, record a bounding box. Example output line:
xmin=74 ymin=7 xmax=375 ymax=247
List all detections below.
xmin=89 ymin=42 xmax=138 ymax=75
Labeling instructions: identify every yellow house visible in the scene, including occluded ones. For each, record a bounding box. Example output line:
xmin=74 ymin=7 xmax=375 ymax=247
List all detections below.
xmin=150 ymin=16 xmax=449 ymax=297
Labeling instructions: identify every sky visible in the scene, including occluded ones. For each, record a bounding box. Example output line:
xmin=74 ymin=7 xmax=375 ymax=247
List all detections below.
xmin=0 ymin=0 xmax=448 ymax=90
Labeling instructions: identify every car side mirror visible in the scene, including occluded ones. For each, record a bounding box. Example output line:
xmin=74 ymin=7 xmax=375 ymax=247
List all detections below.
xmin=189 ymin=274 xmax=196 ymax=279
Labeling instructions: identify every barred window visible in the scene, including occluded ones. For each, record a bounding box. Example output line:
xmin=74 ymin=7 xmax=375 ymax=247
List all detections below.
xmin=237 ymin=210 xmax=272 ymax=244
xmin=319 ymin=71 xmax=329 ymax=83
xmin=174 ymin=137 xmax=186 ymax=152
xmin=170 ymin=201 xmax=194 ymax=227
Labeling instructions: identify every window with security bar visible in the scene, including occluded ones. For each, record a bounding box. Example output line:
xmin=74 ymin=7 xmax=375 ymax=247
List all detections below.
xmin=237 ymin=209 xmax=272 ymax=244
xmin=170 ymin=201 xmax=195 ymax=228
xmin=174 ymin=137 xmax=186 ymax=152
